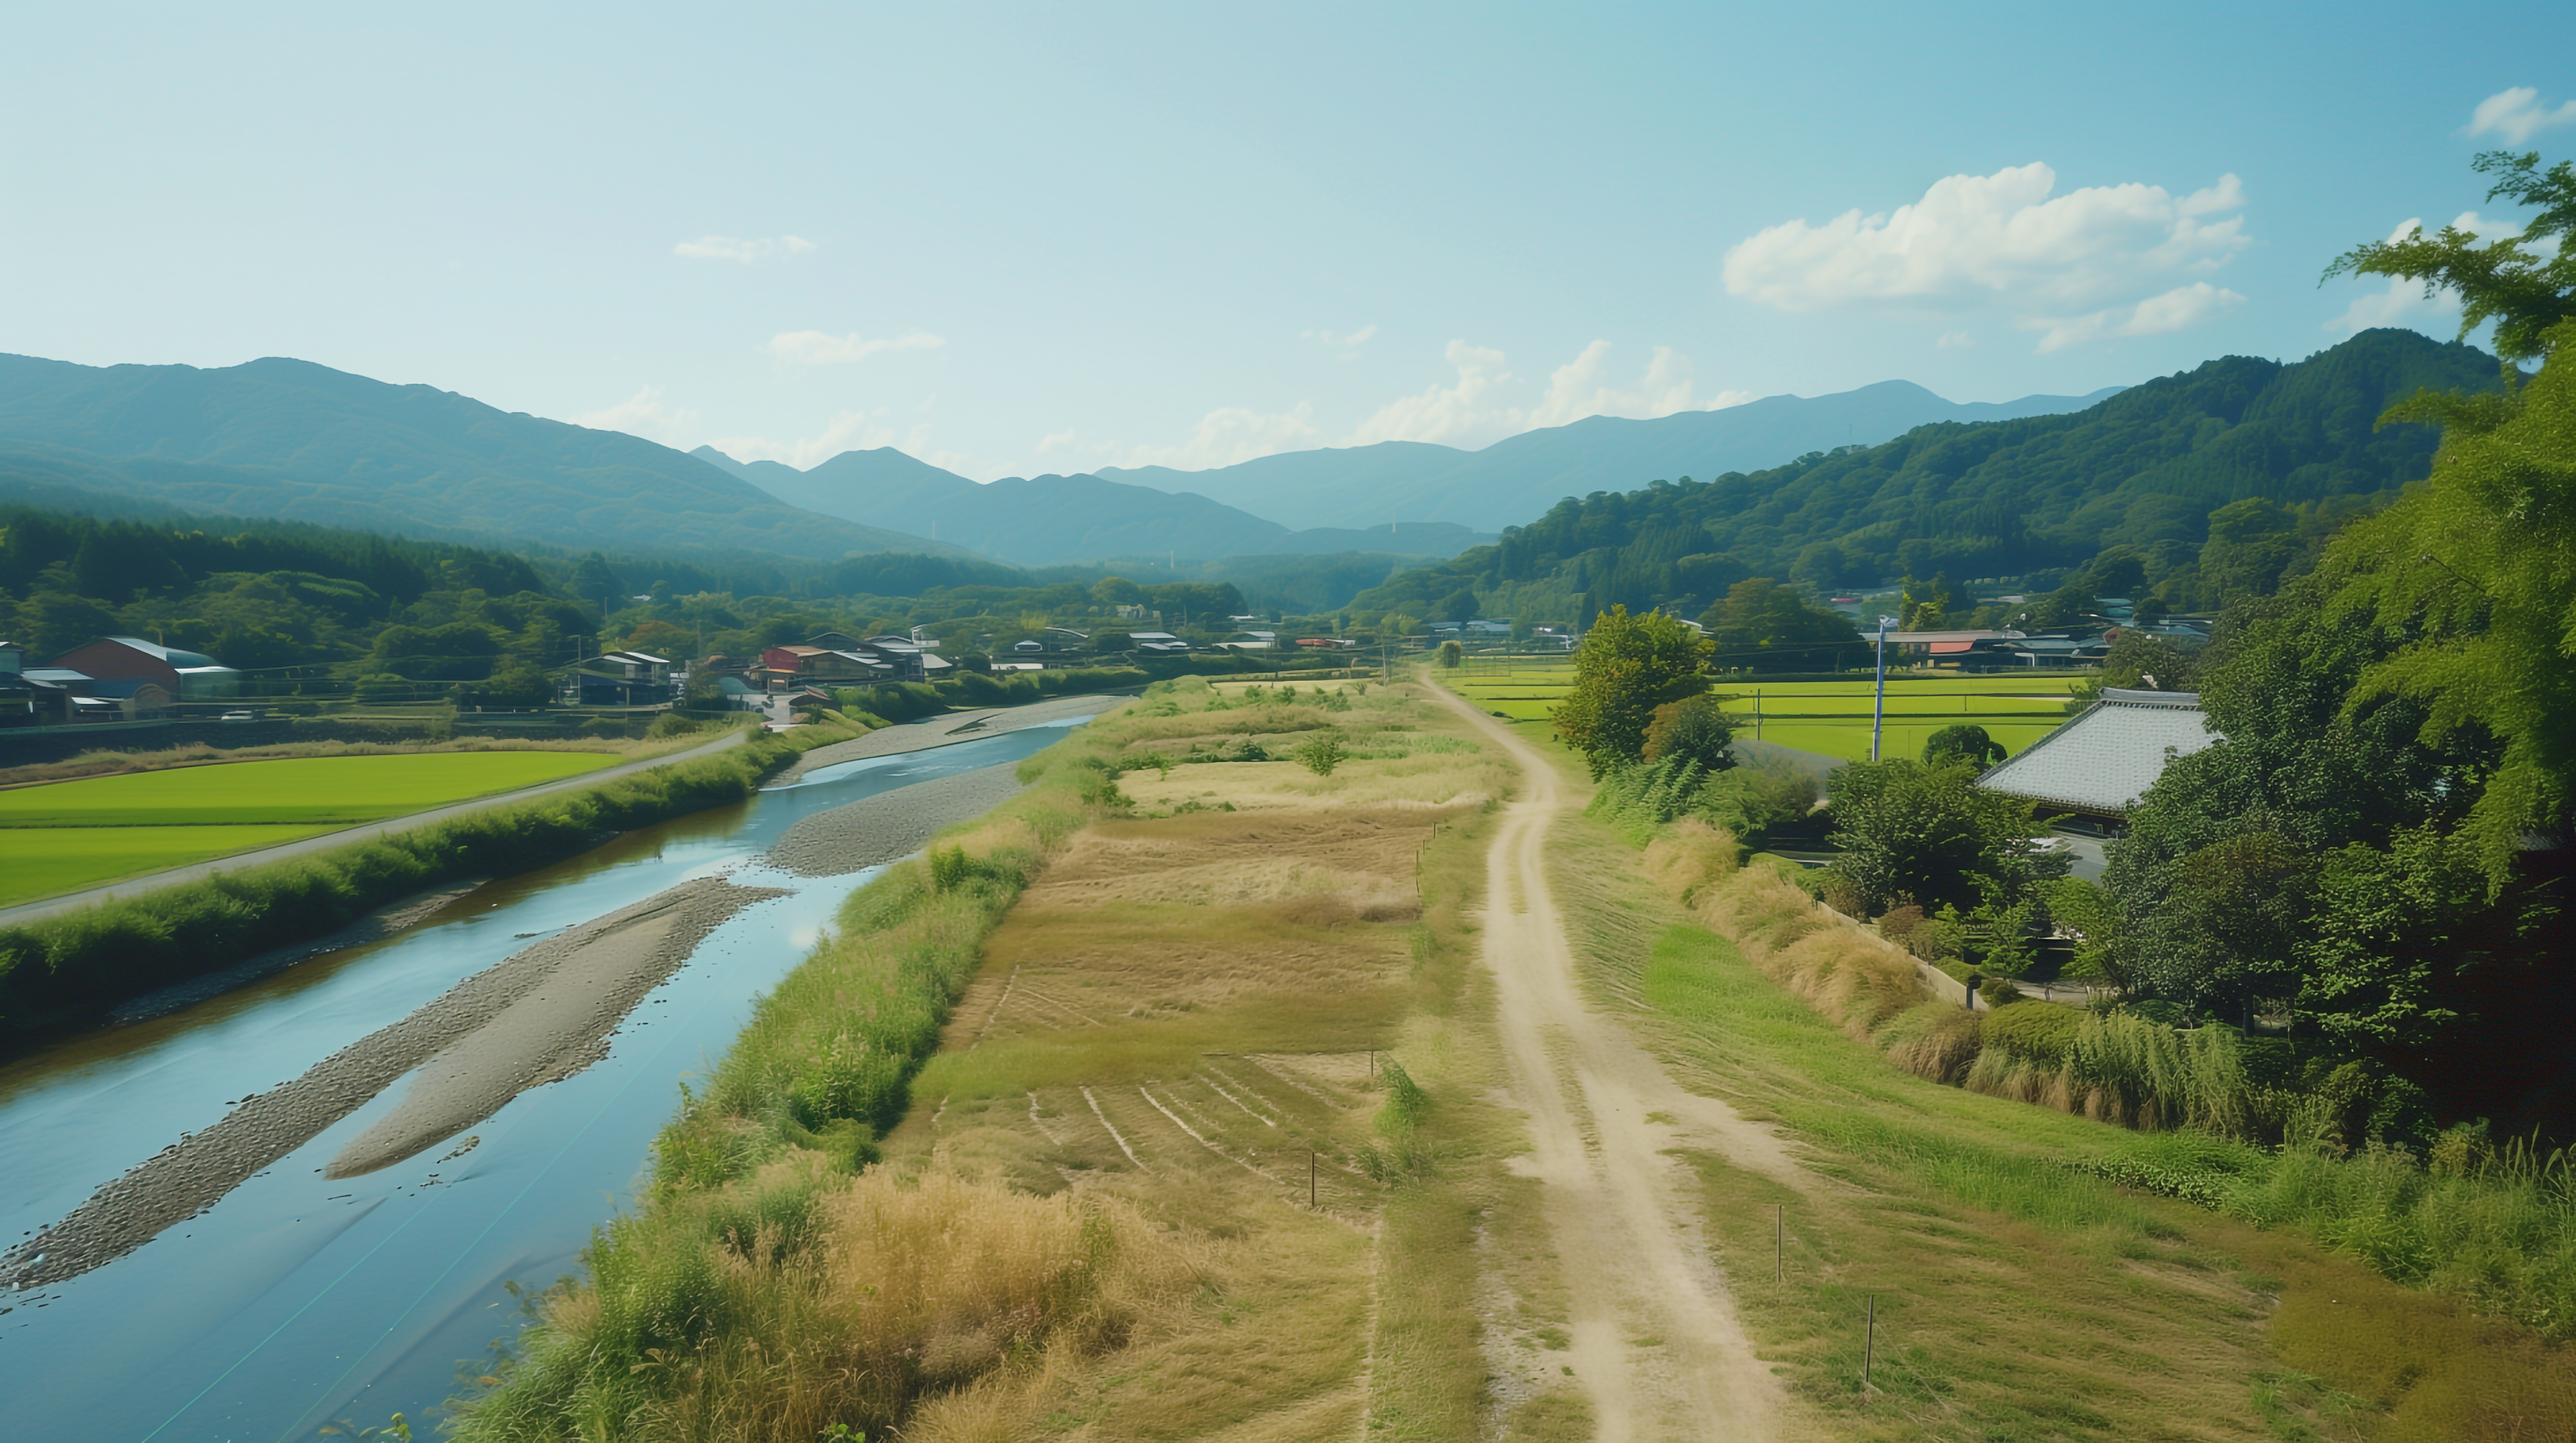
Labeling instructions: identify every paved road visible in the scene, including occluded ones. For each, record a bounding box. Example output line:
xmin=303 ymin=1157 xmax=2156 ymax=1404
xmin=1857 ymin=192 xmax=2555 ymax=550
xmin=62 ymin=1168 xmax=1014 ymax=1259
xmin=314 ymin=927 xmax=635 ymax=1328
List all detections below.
xmin=0 ymin=729 xmax=752 ymax=930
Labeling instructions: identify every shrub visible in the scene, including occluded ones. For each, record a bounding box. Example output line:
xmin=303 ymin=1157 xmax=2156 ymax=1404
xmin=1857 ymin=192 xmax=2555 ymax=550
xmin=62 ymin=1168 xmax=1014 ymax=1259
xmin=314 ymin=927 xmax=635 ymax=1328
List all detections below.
xmin=1293 ymin=731 xmax=1345 ymax=777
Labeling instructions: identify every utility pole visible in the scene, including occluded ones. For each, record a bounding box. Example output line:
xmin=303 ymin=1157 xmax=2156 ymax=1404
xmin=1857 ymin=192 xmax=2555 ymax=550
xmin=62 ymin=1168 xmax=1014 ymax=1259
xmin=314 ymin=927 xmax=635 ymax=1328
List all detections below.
xmin=1871 ymin=614 xmax=1900 ymax=763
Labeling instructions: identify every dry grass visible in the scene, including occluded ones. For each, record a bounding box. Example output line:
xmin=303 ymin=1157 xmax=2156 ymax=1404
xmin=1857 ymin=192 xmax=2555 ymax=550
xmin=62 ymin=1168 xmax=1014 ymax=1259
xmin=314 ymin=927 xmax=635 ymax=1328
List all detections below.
xmin=462 ymin=674 xmax=1516 ymax=1440
xmin=1556 ymin=800 xmax=2576 ymax=1440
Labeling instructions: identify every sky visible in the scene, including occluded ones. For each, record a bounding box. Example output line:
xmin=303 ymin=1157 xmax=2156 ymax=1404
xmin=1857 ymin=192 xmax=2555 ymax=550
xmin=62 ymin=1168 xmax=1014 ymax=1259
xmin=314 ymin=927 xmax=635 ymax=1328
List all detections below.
xmin=4 ymin=3 xmax=2572 ymax=483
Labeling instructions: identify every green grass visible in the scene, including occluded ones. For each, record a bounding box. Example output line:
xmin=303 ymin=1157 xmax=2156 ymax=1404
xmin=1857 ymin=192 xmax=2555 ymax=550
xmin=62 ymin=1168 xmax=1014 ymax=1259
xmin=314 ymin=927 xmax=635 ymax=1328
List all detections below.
xmin=1443 ymin=672 xmax=2083 ymax=761
xmin=0 ymin=825 xmax=339 ymax=907
xmin=0 ymin=751 xmax=618 ymax=828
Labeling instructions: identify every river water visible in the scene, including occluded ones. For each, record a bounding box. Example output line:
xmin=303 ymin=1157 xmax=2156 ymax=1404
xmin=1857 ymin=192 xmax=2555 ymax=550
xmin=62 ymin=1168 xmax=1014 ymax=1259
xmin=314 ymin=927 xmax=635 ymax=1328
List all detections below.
xmin=0 ymin=722 xmax=1085 ymax=1442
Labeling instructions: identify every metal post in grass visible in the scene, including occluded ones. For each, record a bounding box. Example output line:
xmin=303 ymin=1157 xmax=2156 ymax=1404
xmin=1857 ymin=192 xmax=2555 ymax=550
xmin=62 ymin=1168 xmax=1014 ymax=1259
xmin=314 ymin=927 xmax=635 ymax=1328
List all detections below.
xmin=1871 ymin=615 xmax=1898 ymax=762
xmin=1862 ymin=1294 xmax=1876 ymax=1394
xmin=1775 ymin=1205 xmax=1783 ymax=1282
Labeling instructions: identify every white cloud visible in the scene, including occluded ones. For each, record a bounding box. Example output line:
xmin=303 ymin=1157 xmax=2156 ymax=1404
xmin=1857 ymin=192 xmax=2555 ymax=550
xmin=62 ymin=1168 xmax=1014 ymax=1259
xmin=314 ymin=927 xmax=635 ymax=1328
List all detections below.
xmin=573 ymin=387 xmax=701 ymax=447
xmin=1723 ymin=163 xmax=2250 ymax=351
xmin=709 ymin=411 xmax=894 ymax=469
xmin=764 ymin=330 xmax=947 ymax=365
xmin=1936 ymin=330 xmax=1976 ymax=349
xmin=1101 ymin=404 xmax=1329 ymax=471
xmin=2322 ymin=211 xmax=2544 ymax=336
xmin=2469 ymin=87 xmax=2576 ymax=145
xmin=1347 ymin=340 xmax=1753 ymax=448
xmin=674 ymin=234 xmax=818 ymax=263
xmin=2031 ymin=282 xmax=2246 ymax=353
xmin=1301 ymin=324 xmax=1379 ymax=360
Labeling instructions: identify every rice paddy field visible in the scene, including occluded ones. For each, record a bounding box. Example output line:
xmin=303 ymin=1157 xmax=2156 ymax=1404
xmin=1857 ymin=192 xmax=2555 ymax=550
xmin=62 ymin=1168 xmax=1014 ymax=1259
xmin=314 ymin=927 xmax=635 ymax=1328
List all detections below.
xmin=1443 ymin=654 xmax=2083 ymax=764
xmin=0 ymin=751 xmax=620 ymax=907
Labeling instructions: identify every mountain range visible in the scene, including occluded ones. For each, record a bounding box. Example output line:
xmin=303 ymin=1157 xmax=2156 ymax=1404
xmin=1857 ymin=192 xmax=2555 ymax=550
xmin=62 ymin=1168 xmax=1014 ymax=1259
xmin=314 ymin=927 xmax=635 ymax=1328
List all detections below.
xmin=0 ymin=354 xmax=963 ymax=562
xmin=1354 ymin=328 xmax=2499 ymax=628
xmin=689 ymin=445 xmax=1493 ymax=568
xmin=1096 ymin=379 xmax=2127 ymax=532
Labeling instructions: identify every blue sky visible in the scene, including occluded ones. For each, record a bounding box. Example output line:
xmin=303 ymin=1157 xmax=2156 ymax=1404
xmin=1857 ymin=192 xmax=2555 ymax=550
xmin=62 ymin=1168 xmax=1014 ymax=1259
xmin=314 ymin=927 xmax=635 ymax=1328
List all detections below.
xmin=5 ymin=3 xmax=2571 ymax=482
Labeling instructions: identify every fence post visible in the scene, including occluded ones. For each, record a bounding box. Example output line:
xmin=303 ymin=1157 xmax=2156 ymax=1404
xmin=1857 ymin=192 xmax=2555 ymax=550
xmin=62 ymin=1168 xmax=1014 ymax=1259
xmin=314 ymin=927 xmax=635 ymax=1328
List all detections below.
xmin=1863 ymin=1294 xmax=1875 ymax=1394
xmin=1775 ymin=1205 xmax=1783 ymax=1282
xmin=1309 ymin=1149 xmax=1316 ymax=1207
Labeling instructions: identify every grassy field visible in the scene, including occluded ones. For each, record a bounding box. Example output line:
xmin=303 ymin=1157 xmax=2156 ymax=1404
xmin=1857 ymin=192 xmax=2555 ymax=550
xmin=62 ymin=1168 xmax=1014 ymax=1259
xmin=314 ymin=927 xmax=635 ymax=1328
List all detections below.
xmin=1445 ymin=658 xmax=2082 ymax=764
xmin=0 ymin=751 xmax=620 ymax=905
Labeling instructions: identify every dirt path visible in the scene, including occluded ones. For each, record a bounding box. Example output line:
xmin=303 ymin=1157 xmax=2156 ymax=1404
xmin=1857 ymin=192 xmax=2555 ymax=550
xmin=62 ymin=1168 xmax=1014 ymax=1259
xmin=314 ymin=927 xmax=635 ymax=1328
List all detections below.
xmin=1432 ymin=688 xmax=1793 ymax=1441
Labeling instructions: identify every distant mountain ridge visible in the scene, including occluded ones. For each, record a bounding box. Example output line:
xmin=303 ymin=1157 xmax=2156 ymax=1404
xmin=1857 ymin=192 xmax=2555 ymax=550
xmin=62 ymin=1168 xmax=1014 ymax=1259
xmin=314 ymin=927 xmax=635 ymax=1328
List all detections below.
xmin=0 ymin=353 xmax=962 ymax=562
xmin=1097 ymin=379 xmax=2127 ymax=532
xmin=689 ymin=445 xmax=1495 ymax=567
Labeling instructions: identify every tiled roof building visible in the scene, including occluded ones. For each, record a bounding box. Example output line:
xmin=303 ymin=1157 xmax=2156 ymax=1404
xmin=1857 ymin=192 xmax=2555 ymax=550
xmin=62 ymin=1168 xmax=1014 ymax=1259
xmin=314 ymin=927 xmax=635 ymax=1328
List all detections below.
xmin=1975 ymin=687 xmax=2218 ymax=824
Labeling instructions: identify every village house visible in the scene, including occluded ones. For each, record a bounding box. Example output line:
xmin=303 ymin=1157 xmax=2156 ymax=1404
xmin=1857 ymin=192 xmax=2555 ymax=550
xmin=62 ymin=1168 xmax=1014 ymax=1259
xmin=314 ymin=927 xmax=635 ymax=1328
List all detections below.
xmin=1974 ymin=687 xmax=2219 ymax=832
xmin=48 ymin=636 xmax=243 ymax=702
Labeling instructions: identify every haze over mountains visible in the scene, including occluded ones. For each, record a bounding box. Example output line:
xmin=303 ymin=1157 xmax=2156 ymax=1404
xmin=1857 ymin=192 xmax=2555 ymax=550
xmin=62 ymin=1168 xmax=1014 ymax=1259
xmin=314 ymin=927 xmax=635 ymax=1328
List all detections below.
xmin=0 ymin=349 xmax=2133 ymax=577
xmin=0 ymin=354 xmax=964 ymax=562
xmin=687 ymin=445 xmax=1493 ymax=568
xmin=1097 ymin=379 xmax=2127 ymax=532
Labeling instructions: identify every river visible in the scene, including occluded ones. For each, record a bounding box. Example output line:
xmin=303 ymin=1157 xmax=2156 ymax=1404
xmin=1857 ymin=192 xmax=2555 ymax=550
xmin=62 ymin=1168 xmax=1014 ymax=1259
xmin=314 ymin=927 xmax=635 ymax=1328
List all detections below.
xmin=0 ymin=720 xmax=1087 ymax=1441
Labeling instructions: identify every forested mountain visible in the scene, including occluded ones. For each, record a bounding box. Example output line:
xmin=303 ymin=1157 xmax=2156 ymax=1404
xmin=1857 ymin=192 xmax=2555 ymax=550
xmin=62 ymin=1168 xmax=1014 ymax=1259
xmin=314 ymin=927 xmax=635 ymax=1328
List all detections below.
xmin=1099 ymin=379 xmax=2125 ymax=532
xmin=1353 ymin=330 xmax=2500 ymax=629
xmin=691 ymin=445 xmax=1493 ymax=565
xmin=0 ymin=355 xmax=959 ymax=561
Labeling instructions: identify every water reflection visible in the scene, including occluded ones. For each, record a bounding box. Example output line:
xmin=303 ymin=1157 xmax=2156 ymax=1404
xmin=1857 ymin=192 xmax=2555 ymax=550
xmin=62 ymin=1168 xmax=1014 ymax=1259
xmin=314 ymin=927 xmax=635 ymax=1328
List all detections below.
xmin=0 ymin=720 xmax=1084 ymax=1440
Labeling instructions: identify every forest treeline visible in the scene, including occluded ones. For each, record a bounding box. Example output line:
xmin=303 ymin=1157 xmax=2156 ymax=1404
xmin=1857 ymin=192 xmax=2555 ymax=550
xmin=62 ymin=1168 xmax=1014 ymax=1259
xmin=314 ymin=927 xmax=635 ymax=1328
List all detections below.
xmin=1356 ymin=328 xmax=2499 ymax=632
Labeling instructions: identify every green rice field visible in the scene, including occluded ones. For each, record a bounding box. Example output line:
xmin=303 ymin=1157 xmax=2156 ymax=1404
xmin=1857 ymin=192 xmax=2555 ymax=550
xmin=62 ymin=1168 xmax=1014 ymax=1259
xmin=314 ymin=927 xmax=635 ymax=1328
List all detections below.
xmin=0 ymin=751 xmax=619 ymax=907
xmin=1443 ymin=657 xmax=2082 ymax=765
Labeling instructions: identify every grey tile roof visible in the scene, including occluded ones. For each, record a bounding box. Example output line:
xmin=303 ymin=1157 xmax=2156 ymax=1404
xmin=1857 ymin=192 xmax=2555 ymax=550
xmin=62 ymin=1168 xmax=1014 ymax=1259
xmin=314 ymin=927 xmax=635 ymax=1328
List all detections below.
xmin=1975 ymin=688 xmax=2219 ymax=817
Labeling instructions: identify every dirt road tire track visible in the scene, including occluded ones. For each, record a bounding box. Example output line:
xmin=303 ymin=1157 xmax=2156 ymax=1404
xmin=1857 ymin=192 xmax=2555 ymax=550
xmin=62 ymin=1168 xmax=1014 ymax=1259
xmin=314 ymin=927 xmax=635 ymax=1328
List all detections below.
xmin=1431 ymin=682 xmax=1789 ymax=1442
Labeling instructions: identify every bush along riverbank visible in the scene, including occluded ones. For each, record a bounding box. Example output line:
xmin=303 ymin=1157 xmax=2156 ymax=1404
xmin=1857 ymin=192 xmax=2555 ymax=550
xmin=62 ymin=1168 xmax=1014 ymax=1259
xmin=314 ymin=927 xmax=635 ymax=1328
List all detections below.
xmin=449 ymin=695 xmax=1149 ymax=1442
xmin=1625 ymin=811 xmax=2576 ymax=1342
xmin=0 ymin=715 xmax=878 ymax=1042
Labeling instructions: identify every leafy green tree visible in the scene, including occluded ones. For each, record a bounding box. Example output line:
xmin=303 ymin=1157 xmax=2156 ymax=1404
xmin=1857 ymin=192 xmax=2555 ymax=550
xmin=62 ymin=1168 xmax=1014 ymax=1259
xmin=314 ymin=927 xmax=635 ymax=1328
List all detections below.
xmin=10 ymin=589 xmax=121 ymax=657
xmin=1699 ymin=578 xmax=1862 ymax=672
xmin=1553 ymin=605 xmax=1713 ymax=774
xmin=2200 ymin=498 xmax=2299 ymax=605
xmin=1921 ymin=724 xmax=2006 ymax=769
xmin=1435 ymin=639 xmax=1463 ymax=667
xmin=1089 ymin=575 xmax=1149 ymax=609
xmin=1899 ymin=572 xmax=1954 ymax=630
xmin=1435 ymin=587 xmax=1479 ymax=624
xmin=2324 ymin=149 xmax=2576 ymax=365
xmin=1821 ymin=758 xmax=2067 ymax=915
xmin=1641 ymin=693 xmax=1737 ymax=771
xmin=2294 ymin=826 xmax=2482 ymax=1054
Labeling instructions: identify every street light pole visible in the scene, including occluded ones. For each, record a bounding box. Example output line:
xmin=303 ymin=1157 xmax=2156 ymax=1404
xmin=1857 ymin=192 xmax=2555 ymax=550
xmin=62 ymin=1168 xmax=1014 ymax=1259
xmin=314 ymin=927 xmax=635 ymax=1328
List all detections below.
xmin=1871 ymin=614 xmax=1900 ymax=763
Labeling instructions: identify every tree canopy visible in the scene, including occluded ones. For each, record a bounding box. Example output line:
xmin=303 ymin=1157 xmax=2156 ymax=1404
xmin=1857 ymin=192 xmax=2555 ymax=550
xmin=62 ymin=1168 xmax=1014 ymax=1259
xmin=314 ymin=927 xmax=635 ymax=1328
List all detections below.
xmin=1552 ymin=605 xmax=1712 ymax=774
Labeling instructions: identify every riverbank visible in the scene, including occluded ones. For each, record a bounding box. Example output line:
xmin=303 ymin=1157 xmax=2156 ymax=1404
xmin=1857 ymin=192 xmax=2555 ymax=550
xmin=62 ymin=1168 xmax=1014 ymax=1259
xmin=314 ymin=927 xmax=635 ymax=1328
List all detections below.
xmin=0 ymin=713 xmax=1129 ymax=1299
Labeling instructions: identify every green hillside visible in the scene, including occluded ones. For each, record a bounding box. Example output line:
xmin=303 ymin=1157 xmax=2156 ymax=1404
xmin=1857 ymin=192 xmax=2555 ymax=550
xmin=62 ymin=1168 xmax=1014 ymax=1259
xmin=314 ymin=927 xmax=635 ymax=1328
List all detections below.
xmin=1354 ymin=329 xmax=2502 ymax=628
xmin=0 ymin=355 xmax=963 ymax=562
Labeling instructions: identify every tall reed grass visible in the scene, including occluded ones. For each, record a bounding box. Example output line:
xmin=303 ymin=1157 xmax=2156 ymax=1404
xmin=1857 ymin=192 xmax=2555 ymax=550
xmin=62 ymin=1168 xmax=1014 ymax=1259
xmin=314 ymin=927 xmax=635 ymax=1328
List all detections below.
xmin=454 ymin=698 xmax=1147 ymax=1438
xmin=1635 ymin=815 xmax=2576 ymax=1341
xmin=453 ymin=1161 xmax=1197 ymax=1443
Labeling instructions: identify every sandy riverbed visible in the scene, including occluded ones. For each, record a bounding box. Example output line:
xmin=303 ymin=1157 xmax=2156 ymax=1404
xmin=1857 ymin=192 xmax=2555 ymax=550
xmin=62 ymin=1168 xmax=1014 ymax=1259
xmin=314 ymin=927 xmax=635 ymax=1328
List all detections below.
xmin=1 ymin=698 xmax=1129 ymax=1291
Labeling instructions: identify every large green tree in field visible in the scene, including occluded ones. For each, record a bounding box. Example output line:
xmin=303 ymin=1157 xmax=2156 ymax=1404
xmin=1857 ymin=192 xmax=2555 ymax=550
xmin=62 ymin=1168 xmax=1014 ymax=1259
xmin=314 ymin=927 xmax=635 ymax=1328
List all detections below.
xmin=1554 ymin=605 xmax=1712 ymax=774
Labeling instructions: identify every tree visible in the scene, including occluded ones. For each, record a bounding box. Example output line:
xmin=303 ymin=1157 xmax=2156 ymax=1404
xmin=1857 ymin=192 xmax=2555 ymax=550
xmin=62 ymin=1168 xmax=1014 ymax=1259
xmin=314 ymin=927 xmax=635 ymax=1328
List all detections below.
xmin=1553 ymin=605 xmax=1714 ymax=774
xmin=1900 ymin=572 xmax=1954 ymax=631
xmin=1922 ymin=724 xmax=2006 ymax=769
xmin=1435 ymin=587 xmax=1479 ymax=624
xmin=1090 ymin=576 xmax=1149 ymax=609
xmin=1700 ymin=578 xmax=1863 ymax=672
xmin=2324 ymin=149 xmax=2576 ymax=365
xmin=2200 ymin=499 xmax=2299 ymax=605
xmin=1823 ymin=759 xmax=2067 ymax=916
xmin=1642 ymin=693 xmax=1737 ymax=771
xmin=1435 ymin=639 xmax=1463 ymax=668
